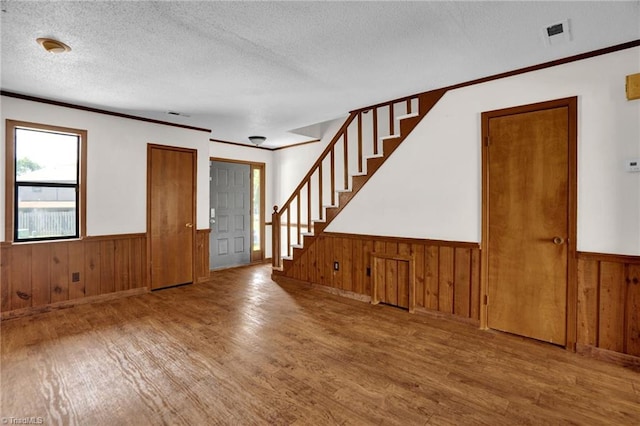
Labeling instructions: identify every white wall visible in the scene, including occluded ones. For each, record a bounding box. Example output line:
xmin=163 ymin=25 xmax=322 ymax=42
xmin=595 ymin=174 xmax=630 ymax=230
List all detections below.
xmin=273 ymin=116 xmax=344 ymax=207
xmin=1 ymin=96 xmax=211 ymax=240
xmin=4 ymin=47 xmax=638 ymax=256
xmin=327 ymin=47 xmax=640 ymax=256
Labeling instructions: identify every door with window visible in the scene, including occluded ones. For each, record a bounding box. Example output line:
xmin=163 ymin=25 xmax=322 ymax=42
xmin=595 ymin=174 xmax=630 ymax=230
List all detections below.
xmin=210 ymin=161 xmax=251 ymax=269
xmin=209 ymin=160 xmax=264 ymax=270
xmin=482 ymin=98 xmax=576 ymax=346
xmin=148 ymin=145 xmax=196 ymax=290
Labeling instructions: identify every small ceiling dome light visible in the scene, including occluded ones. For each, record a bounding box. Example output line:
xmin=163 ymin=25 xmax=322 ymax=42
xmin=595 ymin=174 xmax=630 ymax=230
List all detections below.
xmin=248 ymin=136 xmax=266 ymax=146
xmin=36 ymin=38 xmax=71 ymax=53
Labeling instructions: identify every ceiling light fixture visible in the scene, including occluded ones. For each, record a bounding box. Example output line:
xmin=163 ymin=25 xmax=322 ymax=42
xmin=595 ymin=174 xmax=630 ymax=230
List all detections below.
xmin=36 ymin=38 xmax=71 ymax=53
xmin=248 ymin=136 xmax=266 ymax=146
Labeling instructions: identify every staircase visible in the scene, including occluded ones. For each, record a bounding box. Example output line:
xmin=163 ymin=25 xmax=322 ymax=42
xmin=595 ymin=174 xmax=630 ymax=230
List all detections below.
xmin=272 ymin=88 xmax=447 ymax=273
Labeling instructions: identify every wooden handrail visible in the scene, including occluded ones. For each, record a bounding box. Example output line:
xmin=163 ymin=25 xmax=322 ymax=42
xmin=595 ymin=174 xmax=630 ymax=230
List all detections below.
xmin=349 ymin=93 xmax=417 ymax=115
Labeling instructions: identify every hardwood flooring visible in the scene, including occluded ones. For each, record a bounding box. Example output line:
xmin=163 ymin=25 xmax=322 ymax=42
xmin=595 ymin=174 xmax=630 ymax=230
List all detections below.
xmin=1 ymin=264 xmax=639 ymax=425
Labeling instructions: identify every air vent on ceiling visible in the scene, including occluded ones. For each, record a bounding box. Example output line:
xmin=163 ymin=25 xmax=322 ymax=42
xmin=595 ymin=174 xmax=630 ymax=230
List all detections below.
xmin=543 ymin=19 xmax=571 ymax=47
xmin=167 ymin=111 xmax=190 ymax=117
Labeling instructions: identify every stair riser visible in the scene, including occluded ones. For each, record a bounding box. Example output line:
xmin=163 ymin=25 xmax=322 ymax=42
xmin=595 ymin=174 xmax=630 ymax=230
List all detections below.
xmin=400 ymin=116 xmax=420 ymax=135
xmin=366 ymin=156 xmax=385 ymax=173
xmin=383 ymin=137 xmax=402 ymax=154
xmin=313 ymin=222 xmax=327 ymax=234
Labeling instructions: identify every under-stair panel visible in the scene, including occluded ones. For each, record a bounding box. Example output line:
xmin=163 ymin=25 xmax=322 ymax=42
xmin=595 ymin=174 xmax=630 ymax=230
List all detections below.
xmin=283 ymin=232 xmax=481 ymax=323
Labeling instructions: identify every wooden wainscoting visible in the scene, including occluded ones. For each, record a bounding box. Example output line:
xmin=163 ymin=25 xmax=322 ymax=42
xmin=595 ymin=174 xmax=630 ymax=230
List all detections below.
xmin=577 ymin=252 xmax=640 ymax=363
xmin=278 ymin=232 xmax=481 ymax=323
xmin=0 ymin=234 xmax=147 ymax=320
xmin=196 ymin=229 xmax=211 ymax=283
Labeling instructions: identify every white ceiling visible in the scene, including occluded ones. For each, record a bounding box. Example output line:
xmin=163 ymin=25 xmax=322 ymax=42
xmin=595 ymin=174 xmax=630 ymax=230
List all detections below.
xmin=2 ymin=1 xmax=639 ymax=148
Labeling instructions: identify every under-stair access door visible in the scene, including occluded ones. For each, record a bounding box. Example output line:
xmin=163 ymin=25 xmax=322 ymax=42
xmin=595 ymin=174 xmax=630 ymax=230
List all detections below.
xmin=482 ymin=97 xmax=577 ymax=347
xmin=371 ymin=252 xmax=415 ymax=312
xmin=209 ymin=160 xmax=251 ymax=270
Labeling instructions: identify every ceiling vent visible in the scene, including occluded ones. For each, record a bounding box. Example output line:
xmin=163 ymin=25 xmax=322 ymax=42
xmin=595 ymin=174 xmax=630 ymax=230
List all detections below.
xmin=543 ymin=19 xmax=571 ymax=46
xmin=167 ymin=111 xmax=190 ymax=117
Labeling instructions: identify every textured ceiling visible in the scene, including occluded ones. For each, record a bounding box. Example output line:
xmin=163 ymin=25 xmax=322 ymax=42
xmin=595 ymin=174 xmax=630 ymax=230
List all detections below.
xmin=1 ymin=1 xmax=639 ymax=148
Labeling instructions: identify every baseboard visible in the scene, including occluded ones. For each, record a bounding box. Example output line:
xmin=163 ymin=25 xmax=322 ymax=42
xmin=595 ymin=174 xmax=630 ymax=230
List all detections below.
xmin=576 ymin=343 xmax=640 ymax=371
xmin=413 ymin=306 xmax=481 ymax=327
xmin=272 ymin=274 xmax=372 ymax=303
xmin=1 ymin=287 xmax=149 ymax=321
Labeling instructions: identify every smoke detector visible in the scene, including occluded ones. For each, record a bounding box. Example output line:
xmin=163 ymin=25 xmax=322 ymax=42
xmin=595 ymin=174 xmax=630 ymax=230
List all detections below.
xmin=543 ymin=19 xmax=571 ymax=47
xmin=36 ymin=38 xmax=71 ymax=53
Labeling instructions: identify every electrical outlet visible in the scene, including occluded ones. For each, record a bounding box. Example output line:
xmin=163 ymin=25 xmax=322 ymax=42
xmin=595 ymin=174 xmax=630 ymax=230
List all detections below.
xmin=333 ymin=261 xmax=339 ymax=271
xmin=71 ymin=272 xmax=80 ymax=282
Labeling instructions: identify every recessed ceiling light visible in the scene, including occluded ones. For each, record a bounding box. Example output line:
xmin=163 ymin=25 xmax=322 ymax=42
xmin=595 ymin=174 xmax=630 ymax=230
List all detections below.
xmin=36 ymin=38 xmax=71 ymax=54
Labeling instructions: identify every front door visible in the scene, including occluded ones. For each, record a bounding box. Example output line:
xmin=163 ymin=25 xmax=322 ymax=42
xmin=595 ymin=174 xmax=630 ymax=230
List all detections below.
xmin=148 ymin=145 xmax=196 ymax=290
xmin=483 ymin=98 xmax=576 ymax=345
xmin=210 ymin=161 xmax=251 ymax=270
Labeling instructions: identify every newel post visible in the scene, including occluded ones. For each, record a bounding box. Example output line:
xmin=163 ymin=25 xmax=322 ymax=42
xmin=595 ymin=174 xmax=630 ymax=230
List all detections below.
xmin=272 ymin=206 xmax=280 ymax=268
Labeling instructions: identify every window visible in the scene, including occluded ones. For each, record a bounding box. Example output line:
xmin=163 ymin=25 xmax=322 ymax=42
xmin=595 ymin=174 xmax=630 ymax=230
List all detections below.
xmin=5 ymin=120 xmax=87 ymax=242
xmin=249 ymin=163 xmax=265 ymax=262
xmin=252 ymin=166 xmax=262 ymax=252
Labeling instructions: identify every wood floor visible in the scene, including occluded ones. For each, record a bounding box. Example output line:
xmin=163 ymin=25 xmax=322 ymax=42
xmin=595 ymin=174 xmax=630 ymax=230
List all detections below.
xmin=1 ymin=264 xmax=639 ymax=425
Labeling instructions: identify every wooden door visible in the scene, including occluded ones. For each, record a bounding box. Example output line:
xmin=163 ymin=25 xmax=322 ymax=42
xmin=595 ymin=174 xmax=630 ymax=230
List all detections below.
xmin=148 ymin=145 xmax=196 ymax=290
xmin=483 ymin=98 xmax=576 ymax=346
xmin=209 ymin=161 xmax=251 ymax=270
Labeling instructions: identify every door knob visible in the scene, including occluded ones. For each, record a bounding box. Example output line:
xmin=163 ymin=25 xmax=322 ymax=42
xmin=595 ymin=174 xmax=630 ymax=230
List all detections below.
xmin=552 ymin=236 xmax=564 ymax=245
xmin=185 ymin=223 xmax=193 ymax=228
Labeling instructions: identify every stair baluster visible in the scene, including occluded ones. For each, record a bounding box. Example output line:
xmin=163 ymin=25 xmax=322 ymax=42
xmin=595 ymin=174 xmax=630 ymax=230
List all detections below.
xmin=272 ymin=89 xmax=447 ymax=271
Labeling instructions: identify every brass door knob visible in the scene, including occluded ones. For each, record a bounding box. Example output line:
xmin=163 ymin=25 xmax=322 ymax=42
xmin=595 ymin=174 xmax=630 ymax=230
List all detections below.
xmin=185 ymin=223 xmax=193 ymax=228
xmin=552 ymin=236 xmax=564 ymax=245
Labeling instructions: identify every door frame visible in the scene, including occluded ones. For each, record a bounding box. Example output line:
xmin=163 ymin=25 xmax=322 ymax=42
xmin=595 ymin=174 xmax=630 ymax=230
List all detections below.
xmin=480 ymin=97 xmax=578 ymax=350
xmin=209 ymin=157 xmax=266 ymax=263
xmin=147 ymin=144 xmax=197 ymax=288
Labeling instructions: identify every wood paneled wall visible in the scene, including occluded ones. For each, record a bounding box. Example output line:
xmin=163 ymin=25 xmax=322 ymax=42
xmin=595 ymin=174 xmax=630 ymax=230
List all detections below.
xmin=196 ymin=229 xmax=210 ymax=283
xmin=1 ymin=231 xmax=212 ymax=319
xmin=281 ymin=233 xmax=640 ymax=362
xmin=1 ymin=234 xmax=147 ymax=318
xmin=577 ymin=253 xmax=640 ymax=358
xmin=282 ymin=232 xmax=481 ymax=322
